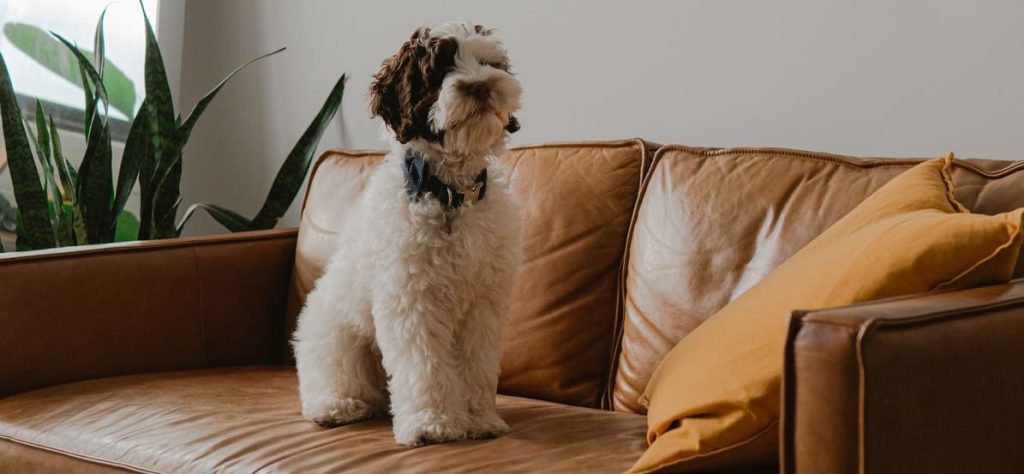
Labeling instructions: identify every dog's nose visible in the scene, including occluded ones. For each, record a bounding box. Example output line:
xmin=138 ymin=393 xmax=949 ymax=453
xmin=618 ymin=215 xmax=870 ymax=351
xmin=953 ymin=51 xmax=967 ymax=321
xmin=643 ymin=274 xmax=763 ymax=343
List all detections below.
xmin=505 ymin=115 xmax=520 ymax=134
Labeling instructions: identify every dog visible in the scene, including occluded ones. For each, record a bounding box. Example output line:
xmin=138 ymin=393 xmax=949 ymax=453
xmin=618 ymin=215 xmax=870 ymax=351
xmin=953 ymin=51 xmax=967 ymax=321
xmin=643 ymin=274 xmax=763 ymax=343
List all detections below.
xmin=292 ymin=21 xmax=523 ymax=446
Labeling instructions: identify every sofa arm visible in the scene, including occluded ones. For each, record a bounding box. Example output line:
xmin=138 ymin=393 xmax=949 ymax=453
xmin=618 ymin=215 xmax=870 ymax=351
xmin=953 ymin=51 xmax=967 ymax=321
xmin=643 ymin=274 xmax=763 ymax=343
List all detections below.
xmin=782 ymin=281 xmax=1024 ymax=474
xmin=0 ymin=229 xmax=297 ymax=397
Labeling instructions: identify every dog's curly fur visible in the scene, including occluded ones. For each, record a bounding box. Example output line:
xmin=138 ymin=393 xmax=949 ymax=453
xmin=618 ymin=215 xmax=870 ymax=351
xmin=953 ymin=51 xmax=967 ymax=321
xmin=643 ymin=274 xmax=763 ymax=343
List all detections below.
xmin=293 ymin=21 xmax=523 ymax=446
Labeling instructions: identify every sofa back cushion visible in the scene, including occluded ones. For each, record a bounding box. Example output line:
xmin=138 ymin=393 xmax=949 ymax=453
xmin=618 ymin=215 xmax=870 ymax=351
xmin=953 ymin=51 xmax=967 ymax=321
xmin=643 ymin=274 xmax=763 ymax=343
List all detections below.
xmin=288 ymin=140 xmax=653 ymax=408
xmin=613 ymin=146 xmax=1024 ymax=413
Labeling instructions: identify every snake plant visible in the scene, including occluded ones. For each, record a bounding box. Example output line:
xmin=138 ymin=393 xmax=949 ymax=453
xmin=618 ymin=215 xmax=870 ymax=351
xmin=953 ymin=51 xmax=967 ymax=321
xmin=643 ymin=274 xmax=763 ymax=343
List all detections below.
xmin=0 ymin=1 xmax=345 ymax=252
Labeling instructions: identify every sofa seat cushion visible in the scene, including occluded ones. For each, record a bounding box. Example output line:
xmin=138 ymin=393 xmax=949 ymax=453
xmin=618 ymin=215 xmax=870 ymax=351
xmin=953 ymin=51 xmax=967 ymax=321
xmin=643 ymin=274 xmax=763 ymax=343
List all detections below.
xmin=0 ymin=366 xmax=649 ymax=473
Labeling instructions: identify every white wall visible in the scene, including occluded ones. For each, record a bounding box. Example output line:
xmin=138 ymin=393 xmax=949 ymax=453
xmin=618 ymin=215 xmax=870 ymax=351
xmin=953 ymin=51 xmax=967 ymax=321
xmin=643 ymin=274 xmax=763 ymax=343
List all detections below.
xmin=177 ymin=0 xmax=1024 ymax=234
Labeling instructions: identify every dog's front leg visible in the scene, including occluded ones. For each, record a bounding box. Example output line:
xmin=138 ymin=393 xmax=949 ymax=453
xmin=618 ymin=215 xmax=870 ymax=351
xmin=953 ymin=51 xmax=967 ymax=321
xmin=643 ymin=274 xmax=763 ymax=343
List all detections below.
xmin=457 ymin=299 xmax=510 ymax=440
xmin=294 ymin=263 xmax=388 ymax=428
xmin=373 ymin=289 xmax=472 ymax=446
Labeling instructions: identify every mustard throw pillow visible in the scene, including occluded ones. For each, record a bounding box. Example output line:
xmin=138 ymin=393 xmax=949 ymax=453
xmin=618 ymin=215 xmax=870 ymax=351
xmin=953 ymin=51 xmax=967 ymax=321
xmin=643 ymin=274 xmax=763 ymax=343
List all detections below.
xmin=633 ymin=154 xmax=1024 ymax=473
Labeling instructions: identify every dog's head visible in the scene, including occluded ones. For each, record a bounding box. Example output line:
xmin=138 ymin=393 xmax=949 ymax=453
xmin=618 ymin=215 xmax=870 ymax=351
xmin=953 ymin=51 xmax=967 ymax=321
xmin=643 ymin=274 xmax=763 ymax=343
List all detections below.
xmin=369 ymin=22 xmax=521 ymax=156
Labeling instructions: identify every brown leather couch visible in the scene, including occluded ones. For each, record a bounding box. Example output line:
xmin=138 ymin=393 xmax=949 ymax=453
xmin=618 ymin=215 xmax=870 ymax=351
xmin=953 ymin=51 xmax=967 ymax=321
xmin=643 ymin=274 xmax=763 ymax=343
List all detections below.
xmin=2 ymin=139 xmax=1024 ymax=473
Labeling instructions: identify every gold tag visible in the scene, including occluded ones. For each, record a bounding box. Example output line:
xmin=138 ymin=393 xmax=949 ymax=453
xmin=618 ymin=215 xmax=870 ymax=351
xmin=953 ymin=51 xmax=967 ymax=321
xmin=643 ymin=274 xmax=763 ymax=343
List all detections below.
xmin=460 ymin=183 xmax=482 ymax=204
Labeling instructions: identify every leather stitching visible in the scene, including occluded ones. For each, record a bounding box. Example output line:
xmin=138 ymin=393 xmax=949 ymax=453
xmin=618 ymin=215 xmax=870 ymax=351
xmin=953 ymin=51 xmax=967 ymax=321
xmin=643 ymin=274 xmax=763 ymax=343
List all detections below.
xmin=854 ymin=318 xmax=877 ymax=474
xmin=661 ymin=144 xmax=1024 ymax=176
xmin=0 ymin=435 xmax=155 ymax=473
xmin=0 ymin=229 xmax=297 ymax=265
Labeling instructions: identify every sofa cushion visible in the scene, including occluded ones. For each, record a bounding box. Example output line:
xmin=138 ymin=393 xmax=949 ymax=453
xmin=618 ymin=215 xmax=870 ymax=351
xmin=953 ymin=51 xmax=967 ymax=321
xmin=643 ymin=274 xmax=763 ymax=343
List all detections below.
xmin=288 ymin=140 xmax=655 ymax=408
xmin=0 ymin=367 xmax=649 ymax=473
xmin=633 ymin=155 xmax=1024 ymax=473
xmin=613 ymin=146 xmax=1024 ymax=413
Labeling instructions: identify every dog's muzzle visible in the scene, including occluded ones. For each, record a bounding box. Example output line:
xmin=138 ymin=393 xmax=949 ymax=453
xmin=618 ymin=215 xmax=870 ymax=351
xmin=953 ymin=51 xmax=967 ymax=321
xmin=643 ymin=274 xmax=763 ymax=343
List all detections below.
xmin=505 ymin=115 xmax=520 ymax=134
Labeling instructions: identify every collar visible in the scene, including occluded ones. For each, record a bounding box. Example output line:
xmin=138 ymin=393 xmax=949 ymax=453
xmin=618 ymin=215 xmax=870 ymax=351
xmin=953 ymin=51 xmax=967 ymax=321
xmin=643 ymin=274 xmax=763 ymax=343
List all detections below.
xmin=403 ymin=150 xmax=488 ymax=208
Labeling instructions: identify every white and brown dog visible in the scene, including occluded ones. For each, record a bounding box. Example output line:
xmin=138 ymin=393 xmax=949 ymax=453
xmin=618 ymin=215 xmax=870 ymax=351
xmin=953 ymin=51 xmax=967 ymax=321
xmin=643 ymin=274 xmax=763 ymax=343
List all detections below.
xmin=293 ymin=22 xmax=523 ymax=446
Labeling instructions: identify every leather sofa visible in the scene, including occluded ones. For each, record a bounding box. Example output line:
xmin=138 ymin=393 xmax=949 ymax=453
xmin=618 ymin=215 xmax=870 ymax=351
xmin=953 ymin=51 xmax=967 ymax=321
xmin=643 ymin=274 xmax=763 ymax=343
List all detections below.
xmin=2 ymin=139 xmax=1023 ymax=473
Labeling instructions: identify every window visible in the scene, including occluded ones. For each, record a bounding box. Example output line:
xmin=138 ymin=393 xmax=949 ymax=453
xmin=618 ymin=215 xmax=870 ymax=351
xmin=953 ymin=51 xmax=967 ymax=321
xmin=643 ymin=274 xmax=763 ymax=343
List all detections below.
xmin=0 ymin=0 xmax=160 ymax=137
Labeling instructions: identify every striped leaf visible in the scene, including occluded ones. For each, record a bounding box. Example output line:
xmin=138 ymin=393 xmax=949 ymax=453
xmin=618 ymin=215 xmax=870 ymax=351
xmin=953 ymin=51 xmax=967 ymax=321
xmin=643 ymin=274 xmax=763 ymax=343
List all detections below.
xmin=179 ymin=47 xmax=285 ymax=141
xmin=27 ymin=105 xmax=61 ymax=245
xmin=112 ymin=99 xmax=149 ymax=236
xmin=49 ymin=116 xmax=75 ymax=204
xmin=150 ymin=47 xmax=285 ymax=230
xmin=77 ymin=114 xmax=114 ymax=243
xmin=140 ymin=0 xmax=175 ymax=168
xmin=51 ymin=32 xmax=108 ymax=109
xmin=0 ymin=51 xmax=54 ymax=249
xmin=139 ymin=0 xmax=178 ymax=239
xmin=80 ymin=62 xmax=96 ymax=137
xmin=0 ymin=193 xmax=9 ymax=253
xmin=33 ymin=101 xmax=51 ymax=161
xmin=48 ymin=117 xmax=86 ymax=245
xmin=176 ymin=203 xmax=252 ymax=236
xmin=249 ymin=75 xmax=345 ymax=230
xmin=151 ymin=157 xmax=181 ymax=238
xmin=94 ymin=6 xmax=109 ymax=81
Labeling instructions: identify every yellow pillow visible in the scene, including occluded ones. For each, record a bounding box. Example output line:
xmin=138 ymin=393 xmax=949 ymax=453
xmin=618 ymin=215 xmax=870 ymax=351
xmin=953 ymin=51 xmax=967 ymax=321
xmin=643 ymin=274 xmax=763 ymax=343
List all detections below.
xmin=633 ymin=154 xmax=1024 ymax=473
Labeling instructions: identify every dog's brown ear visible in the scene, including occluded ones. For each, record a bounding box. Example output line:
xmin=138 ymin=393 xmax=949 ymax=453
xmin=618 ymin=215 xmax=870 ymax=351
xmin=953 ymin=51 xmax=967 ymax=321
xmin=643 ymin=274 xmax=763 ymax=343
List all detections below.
xmin=369 ymin=28 xmax=458 ymax=144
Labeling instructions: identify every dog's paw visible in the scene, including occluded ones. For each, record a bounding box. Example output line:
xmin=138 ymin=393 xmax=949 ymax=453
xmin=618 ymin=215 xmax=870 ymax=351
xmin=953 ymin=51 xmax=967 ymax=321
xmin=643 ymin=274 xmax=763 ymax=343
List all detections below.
xmin=393 ymin=410 xmax=470 ymax=446
xmin=466 ymin=411 xmax=509 ymax=439
xmin=303 ymin=397 xmax=381 ymax=428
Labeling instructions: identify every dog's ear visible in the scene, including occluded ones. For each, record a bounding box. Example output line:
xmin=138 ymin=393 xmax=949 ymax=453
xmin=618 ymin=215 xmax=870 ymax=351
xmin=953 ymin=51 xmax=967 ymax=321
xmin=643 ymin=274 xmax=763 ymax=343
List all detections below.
xmin=369 ymin=28 xmax=458 ymax=143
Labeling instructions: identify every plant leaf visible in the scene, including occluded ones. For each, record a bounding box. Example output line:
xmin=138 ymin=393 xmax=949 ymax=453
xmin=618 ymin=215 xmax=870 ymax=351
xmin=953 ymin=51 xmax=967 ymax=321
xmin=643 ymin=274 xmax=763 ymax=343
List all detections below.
xmin=102 ymin=58 xmax=136 ymax=118
xmin=0 ymin=51 xmax=54 ymax=249
xmin=151 ymin=157 xmax=181 ymax=238
xmin=33 ymin=100 xmax=51 ymax=161
xmin=15 ymin=210 xmax=34 ymax=251
xmin=140 ymin=0 xmax=176 ymax=168
xmin=49 ymin=116 xmax=79 ymax=246
xmin=153 ymin=47 xmax=286 ymax=204
xmin=0 ymin=193 xmax=10 ymax=253
xmin=51 ymin=32 xmax=108 ymax=109
xmin=49 ymin=116 xmax=75 ymax=202
xmin=80 ymin=62 xmax=96 ymax=136
xmin=177 ymin=203 xmax=252 ymax=236
xmin=77 ymin=115 xmax=114 ymax=243
xmin=249 ymin=74 xmax=345 ymax=230
xmin=138 ymin=0 xmax=181 ymax=239
xmin=55 ymin=194 xmax=74 ymax=247
xmin=94 ymin=5 xmax=109 ymax=80
xmin=27 ymin=105 xmax=61 ymax=244
xmin=112 ymin=99 xmax=149 ymax=234
xmin=70 ymin=201 xmax=88 ymax=245
xmin=137 ymin=148 xmax=155 ymax=239
xmin=114 ymin=210 xmax=139 ymax=242
xmin=179 ymin=47 xmax=285 ymax=140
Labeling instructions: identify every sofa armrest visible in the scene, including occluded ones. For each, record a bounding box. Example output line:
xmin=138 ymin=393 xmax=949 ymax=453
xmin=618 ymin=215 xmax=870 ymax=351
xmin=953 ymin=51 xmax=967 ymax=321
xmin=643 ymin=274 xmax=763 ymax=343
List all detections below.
xmin=0 ymin=229 xmax=297 ymax=397
xmin=782 ymin=281 xmax=1024 ymax=474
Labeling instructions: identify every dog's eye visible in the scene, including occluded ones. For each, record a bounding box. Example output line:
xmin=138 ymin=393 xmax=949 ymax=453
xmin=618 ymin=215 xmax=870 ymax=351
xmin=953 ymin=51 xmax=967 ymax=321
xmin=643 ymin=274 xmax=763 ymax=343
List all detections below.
xmin=480 ymin=60 xmax=507 ymax=70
